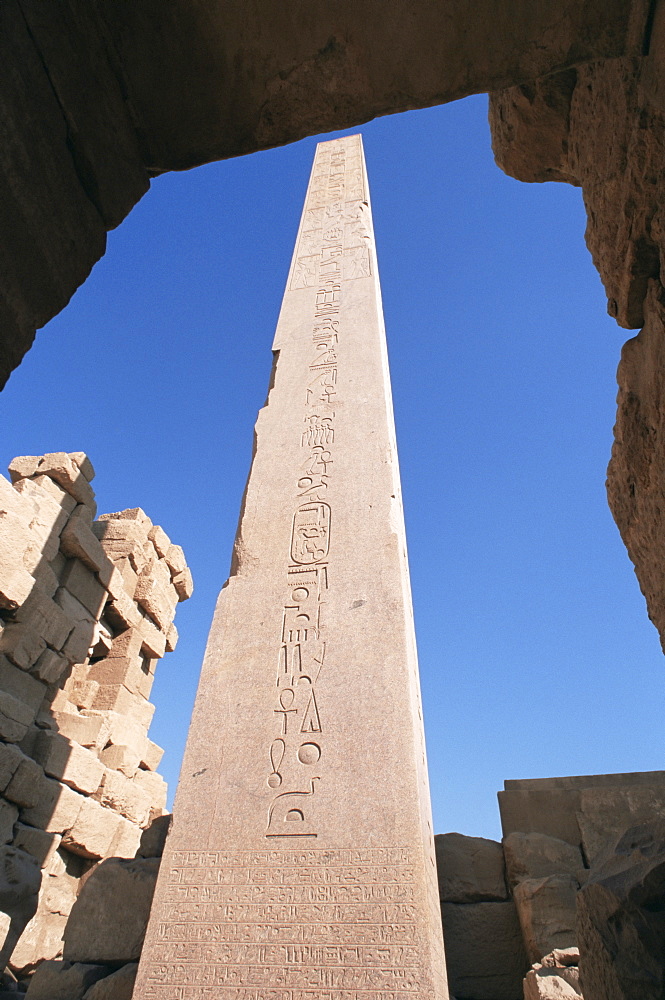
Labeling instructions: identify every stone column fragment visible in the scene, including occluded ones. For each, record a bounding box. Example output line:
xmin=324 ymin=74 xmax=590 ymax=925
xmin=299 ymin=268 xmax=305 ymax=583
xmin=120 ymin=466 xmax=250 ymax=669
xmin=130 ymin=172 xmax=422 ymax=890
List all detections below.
xmin=134 ymin=134 xmax=448 ymax=1000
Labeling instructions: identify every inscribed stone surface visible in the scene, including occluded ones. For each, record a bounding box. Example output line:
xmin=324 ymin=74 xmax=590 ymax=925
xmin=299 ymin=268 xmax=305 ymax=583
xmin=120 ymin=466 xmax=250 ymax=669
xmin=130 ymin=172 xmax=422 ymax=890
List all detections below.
xmin=133 ymin=135 xmax=448 ymax=1000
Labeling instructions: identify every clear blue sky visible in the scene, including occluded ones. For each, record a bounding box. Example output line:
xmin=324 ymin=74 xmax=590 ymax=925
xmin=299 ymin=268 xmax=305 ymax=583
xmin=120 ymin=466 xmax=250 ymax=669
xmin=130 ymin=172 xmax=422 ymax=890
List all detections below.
xmin=2 ymin=95 xmax=663 ymax=842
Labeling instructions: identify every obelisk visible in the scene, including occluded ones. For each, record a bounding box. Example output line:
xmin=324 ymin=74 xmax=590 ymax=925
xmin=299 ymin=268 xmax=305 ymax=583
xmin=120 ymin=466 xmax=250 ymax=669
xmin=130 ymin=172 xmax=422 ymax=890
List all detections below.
xmin=133 ymin=134 xmax=448 ymax=1000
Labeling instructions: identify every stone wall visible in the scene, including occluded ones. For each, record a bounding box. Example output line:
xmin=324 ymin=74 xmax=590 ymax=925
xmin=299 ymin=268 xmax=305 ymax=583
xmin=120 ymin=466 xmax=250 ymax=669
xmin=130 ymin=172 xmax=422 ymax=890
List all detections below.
xmin=0 ymin=452 xmax=191 ymax=984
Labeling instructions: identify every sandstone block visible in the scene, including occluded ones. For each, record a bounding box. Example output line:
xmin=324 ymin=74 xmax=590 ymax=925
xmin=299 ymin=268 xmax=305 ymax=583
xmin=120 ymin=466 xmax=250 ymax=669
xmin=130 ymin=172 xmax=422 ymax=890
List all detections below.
xmin=14 ymin=824 xmax=61 ymax=868
xmin=60 ymin=514 xmax=110 ymax=576
xmin=55 ymin=586 xmax=95 ymax=625
xmin=0 ymin=742 xmax=25 ymax=791
xmin=69 ymin=454 xmax=95 ymax=483
xmin=8 ymin=456 xmax=40 ymax=482
xmin=61 ymin=619 xmax=96 ymax=666
xmin=32 ymin=648 xmax=69 ymax=684
xmin=148 ymin=524 xmax=170 ymax=558
xmin=0 ymin=623 xmax=46 ymax=673
xmin=60 ymin=560 xmax=106 ymax=618
xmin=4 ymin=753 xmax=45 ymax=807
xmin=503 ymin=832 xmax=587 ymax=889
xmin=0 ymin=692 xmax=36 ymax=742
xmin=523 ymin=967 xmax=582 ymax=999
xmin=165 ymin=620 xmax=178 ymax=652
xmin=13 ymin=589 xmax=72 ymax=652
xmin=87 ymin=653 xmax=152 ymax=698
xmin=173 ymin=566 xmax=194 ymax=601
xmin=514 ymin=875 xmax=579 ymax=963
xmin=82 ymin=710 xmax=146 ymax=756
xmin=0 ymin=798 xmax=19 ymax=842
xmin=577 ymin=821 xmax=665 ymax=1000
xmin=98 ymin=508 xmax=152 ymax=528
xmin=11 ymin=911 xmax=68 ymax=974
xmin=92 ymin=686 xmax=155 ymax=730
xmin=133 ymin=768 xmax=167 ymax=813
xmin=64 ymin=857 xmax=160 ymax=963
xmin=24 ymin=960 xmax=107 ymax=1000
xmin=0 ymin=656 xmax=46 ymax=714
xmin=62 ymin=796 xmax=122 ymax=860
xmin=52 ymin=711 xmax=110 ymax=750
xmin=435 ymin=832 xmax=507 ymax=902
xmin=21 ymin=774 xmax=84 ymax=833
xmin=134 ymin=574 xmax=177 ymax=631
xmin=15 ymin=474 xmax=77 ymax=516
xmin=83 ymin=963 xmax=138 ymax=1000
xmin=140 ymin=739 xmax=164 ymax=772
xmin=104 ymin=590 xmax=142 ymax=631
xmin=165 ymin=542 xmax=186 ymax=575
xmin=0 ymin=565 xmax=34 ymax=613
xmin=100 ymin=744 xmax=140 ymax=777
xmin=441 ymin=900 xmax=528 ymax=1000
xmin=32 ymin=558 xmax=59 ymax=598
xmin=138 ymin=813 xmax=171 ymax=858
xmin=105 ymin=565 xmax=127 ymax=602
xmin=138 ymin=617 xmax=166 ymax=658
xmin=577 ymin=785 xmax=665 ymax=866
xmin=34 ymin=731 xmax=104 ymax=795
xmin=93 ymin=768 xmax=152 ymax=827
xmin=30 ymin=453 xmax=96 ymax=508
xmin=109 ymin=816 xmax=142 ymax=859
xmin=68 ymin=681 xmax=100 ymax=711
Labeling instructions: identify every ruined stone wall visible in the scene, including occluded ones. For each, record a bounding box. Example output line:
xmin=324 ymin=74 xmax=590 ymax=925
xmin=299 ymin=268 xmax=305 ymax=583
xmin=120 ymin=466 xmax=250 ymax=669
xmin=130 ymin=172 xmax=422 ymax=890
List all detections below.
xmin=0 ymin=452 xmax=191 ymax=980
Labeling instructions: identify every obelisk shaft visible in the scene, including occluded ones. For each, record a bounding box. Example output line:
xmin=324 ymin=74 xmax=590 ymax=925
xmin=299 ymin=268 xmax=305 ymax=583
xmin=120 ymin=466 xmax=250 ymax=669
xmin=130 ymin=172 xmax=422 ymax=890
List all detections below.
xmin=133 ymin=134 xmax=448 ymax=1000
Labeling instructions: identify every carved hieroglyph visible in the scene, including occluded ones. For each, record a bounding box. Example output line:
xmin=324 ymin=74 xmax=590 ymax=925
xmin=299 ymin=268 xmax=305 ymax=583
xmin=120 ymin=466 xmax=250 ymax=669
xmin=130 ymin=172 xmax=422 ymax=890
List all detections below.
xmin=133 ymin=135 xmax=448 ymax=1000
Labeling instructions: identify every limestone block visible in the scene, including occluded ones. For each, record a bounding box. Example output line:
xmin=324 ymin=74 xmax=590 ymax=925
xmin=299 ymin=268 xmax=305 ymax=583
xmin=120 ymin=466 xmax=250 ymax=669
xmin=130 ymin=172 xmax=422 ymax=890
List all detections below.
xmin=0 ymin=798 xmax=19 ymax=842
xmin=100 ymin=744 xmax=140 ymax=777
xmin=61 ymin=619 xmax=96 ymax=666
xmin=138 ymin=813 xmax=171 ymax=859
xmin=0 ymin=742 xmax=24 ymax=791
xmin=173 ymin=567 xmax=194 ymax=601
xmin=69 ymin=454 xmax=94 ymax=483
xmin=62 ymin=797 xmax=122 ymax=860
xmin=14 ymin=824 xmax=61 ymax=868
xmin=148 ymin=524 xmax=171 ymax=558
xmin=93 ymin=768 xmax=152 ymax=827
xmin=0 ymin=656 xmax=46 ymax=714
xmin=32 ymin=648 xmax=69 ymax=684
xmin=4 ymin=753 xmax=45 ymax=807
xmin=63 ymin=857 xmax=160 ymax=963
xmin=24 ymin=960 xmax=107 ymax=999
xmin=523 ymin=968 xmax=582 ymax=999
xmin=165 ymin=620 xmax=178 ymax=652
xmin=60 ymin=513 xmax=110 ymax=576
xmin=441 ymin=900 xmax=528 ymax=1000
xmin=82 ymin=962 xmax=137 ymax=1000
xmin=503 ymin=832 xmax=587 ymax=889
xmin=513 ymin=876 xmax=579 ymax=963
xmin=435 ymin=832 xmax=507 ymax=902
xmin=133 ymin=769 xmax=167 ymax=813
xmin=109 ymin=816 xmax=142 ymax=859
xmin=140 ymin=739 xmax=164 ymax=772
xmin=165 ymin=543 xmax=186 ymax=575
xmin=577 ymin=785 xmax=665 ymax=866
xmin=0 ymin=623 xmax=46 ymax=672
xmin=21 ymin=774 xmax=84 ymax=833
xmin=52 ymin=712 xmax=110 ymax=750
xmin=60 ymin=560 xmax=106 ymax=618
xmin=34 ymin=732 xmax=104 ymax=796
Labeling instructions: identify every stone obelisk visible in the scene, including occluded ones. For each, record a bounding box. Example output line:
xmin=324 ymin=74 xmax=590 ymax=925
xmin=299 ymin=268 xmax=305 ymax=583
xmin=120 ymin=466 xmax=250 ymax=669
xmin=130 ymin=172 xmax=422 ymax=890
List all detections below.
xmin=133 ymin=134 xmax=448 ymax=1000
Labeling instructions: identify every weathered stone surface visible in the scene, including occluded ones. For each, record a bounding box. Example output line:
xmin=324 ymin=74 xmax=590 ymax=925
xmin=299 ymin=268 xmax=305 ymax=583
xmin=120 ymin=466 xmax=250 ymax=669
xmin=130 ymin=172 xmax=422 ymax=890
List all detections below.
xmin=93 ymin=768 xmax=152 ymax=827
xmin=33 ymin=731 xmax=104 ymax=796
xmin=137 ymin=814 xmax=171 ymax=859
xmin=64 ymin=857 xmax=159 ymax=963
xmin=24 ymin=960 xmax=107 ymax=1000
xmin=503 ymin=832 xmax=587 ymax=889
xmin=577 ymin=822 xmax=665 ymax=1000
xmin=4 ymin=753 xmax=45 ymax=808
xmin=0 ymin=800 xmax=18 ymax=843
xmin=21 ymin=774 xmax=84 ymax=833
xmin=435 ymin=832 xmax=507 ymax=902
xmin=577 ymin=784 xmax=665 ymax=865
xmin=524 ymin=967 xmax=582 ymax=1000
xmin=60 ymin=559 xmax=107 ymax=618
xmin=13 ymin=824 xmax=61 ymax=868
xmin=513 ymin=876 xmax=579 ymax=963
xmin=82 ymin=963 xmax=138 ymax=1000
xmin=441 ymin=901 xmax=528 ymax=1000
xmin=61 ymin=797 xmax=122 ymax=860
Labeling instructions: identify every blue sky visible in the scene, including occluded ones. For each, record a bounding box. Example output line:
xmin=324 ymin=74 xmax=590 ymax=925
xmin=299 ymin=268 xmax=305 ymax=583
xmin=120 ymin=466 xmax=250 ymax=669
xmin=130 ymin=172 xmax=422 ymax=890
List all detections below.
xmin=2 ymin=94 xmax=663 ymax=841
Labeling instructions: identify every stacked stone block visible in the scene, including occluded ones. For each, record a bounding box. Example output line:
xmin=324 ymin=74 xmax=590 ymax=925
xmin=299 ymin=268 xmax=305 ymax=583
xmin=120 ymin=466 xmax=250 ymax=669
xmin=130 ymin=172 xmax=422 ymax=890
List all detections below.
xmin=0 ymin=453 xmax=191 ymax=976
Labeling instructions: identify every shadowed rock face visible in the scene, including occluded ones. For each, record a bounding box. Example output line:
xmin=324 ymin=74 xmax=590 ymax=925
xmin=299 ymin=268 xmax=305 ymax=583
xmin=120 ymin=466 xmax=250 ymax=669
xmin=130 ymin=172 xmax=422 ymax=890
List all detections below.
xmin=0 ymin=0 xmax=649 ymax=388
